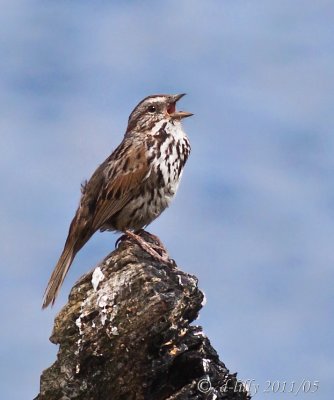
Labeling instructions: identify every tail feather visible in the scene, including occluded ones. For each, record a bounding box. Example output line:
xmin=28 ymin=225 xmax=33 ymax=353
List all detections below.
xmin=42 ymin=245 xmax=75 ymax=309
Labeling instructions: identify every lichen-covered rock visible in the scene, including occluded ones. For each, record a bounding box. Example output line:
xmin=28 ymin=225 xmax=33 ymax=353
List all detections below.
xmin=36 ymin=233 xmax=250 ymax=400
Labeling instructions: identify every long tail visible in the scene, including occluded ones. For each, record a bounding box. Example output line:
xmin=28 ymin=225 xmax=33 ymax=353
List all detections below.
xmin=42 ymin=243 xmax=76 ymax=309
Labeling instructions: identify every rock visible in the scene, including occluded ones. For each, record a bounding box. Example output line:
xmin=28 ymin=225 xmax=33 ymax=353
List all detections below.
xmin=36 ymin=232 xmax=250 ymax=400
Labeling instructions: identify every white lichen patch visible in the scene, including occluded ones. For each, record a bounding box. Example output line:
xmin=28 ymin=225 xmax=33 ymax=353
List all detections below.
xmin=194 ymin=330 xmax=206 ymax=338
xmin=97 ymin=294 xmax=109 ymax=325
xmin=177 ymin=274 xmax=183 ymax=286
xmin=75 ymin=338 xmax=83 ymax=357
xmin=91 ymin=266 xmax=105 ymax=291
xmin=202 ymin=358 xmax=211 ymax=373
xmin=75 ymin=296 xmax=90 ymax=335
xmin=101 ymin=313 xmax=107 ymax=325
xmin=98 ymin=293 xmax=109 ymax=308
xmin=75 ymin=297 xmax=91 ymax=358
xmin=201 ymin=292 xmax=207 ymax=306
xmin=75 ymin=316 xmax=83 ymax=335
xmin=110 ymin=326 xmax=119 ymax=335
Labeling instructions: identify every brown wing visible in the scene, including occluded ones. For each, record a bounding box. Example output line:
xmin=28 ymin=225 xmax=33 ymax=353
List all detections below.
xmin=42 ymin=139 xmax=150 ymax=308
xmin=90 ymin=143 xmax=150 ymax=230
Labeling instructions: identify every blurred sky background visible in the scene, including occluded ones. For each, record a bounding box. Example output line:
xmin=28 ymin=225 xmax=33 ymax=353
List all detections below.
xmin=0 ymin=0 xmax=333 ymax=398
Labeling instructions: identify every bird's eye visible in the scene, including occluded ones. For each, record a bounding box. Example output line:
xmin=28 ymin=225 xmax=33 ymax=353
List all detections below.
xmin=148 ymin=105 xmax=157 ymax=113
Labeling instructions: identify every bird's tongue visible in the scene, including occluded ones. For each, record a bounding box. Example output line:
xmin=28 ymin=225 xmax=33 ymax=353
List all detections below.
xmin=167 ymin=103 xmax=176 ymax=114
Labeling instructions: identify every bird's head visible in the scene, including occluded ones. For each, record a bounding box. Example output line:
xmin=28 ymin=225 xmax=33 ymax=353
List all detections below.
xmin=126 ymin=94 xmax=193 ymax=133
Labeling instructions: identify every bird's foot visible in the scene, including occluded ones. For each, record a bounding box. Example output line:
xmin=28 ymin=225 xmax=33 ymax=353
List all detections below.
xmin=115 ymin=233 xmax=131 ymax=248
xmin=136 ymin=229 xmax=165 ymax=247
xmin=136 ymin=229 xmax=169 ymax=258
xmin=124 ymin=229 xmax=170 ymax=264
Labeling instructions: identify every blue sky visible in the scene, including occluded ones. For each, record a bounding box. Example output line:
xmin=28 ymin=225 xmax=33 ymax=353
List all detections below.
xmin=1 ymin=1 xmax=333 ymax=398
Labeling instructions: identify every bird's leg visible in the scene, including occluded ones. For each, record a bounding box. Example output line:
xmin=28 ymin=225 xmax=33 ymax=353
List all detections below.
xmin=124 ymin=229 xmax=170 ymax=264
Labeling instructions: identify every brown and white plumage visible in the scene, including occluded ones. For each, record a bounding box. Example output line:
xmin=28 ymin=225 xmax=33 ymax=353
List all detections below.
xmin=42 ymin=94 xmax=192 ymax=308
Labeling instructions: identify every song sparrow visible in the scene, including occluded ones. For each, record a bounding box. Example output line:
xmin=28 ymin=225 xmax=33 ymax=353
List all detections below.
xmin=42 ymin=93 xmax=192 ymax=308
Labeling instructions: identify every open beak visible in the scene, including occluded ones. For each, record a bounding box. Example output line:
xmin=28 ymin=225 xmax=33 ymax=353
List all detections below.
xmin=167 ymin=93 xmax=193 ymax=120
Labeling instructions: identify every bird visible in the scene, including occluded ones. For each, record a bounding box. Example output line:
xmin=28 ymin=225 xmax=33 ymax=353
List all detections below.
xmin=42 ymin=93 xmax=192 ymax=308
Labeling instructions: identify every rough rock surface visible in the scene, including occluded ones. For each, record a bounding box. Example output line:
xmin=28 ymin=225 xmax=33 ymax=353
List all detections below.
xmin=36 ymin=232 xmax=250 ymax=400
